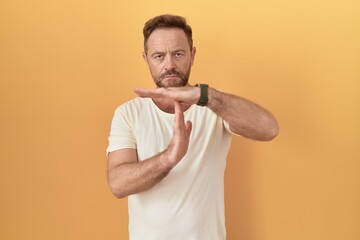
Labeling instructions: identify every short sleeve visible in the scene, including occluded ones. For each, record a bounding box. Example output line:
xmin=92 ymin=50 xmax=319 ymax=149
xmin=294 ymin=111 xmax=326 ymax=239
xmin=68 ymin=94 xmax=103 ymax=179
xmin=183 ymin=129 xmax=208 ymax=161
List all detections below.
xmin=106 ymin=105 xmax=136 ymax=155
xmin=223 ymin=120 xmax=241 ymax=136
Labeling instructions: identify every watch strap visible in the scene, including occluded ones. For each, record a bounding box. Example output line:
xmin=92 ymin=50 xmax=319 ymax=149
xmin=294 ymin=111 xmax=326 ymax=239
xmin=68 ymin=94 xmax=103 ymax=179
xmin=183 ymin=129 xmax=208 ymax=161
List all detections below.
xmin=195 ymin=84 xmax=209 ymax=106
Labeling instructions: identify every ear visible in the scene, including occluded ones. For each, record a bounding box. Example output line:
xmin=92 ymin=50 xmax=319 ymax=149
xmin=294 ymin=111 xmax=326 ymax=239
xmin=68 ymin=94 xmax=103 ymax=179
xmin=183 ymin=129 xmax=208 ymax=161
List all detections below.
xmin=190 ymin=47 xmax=196 ymax=66
xmin=142 ymin=52 xmax=148 ymax=63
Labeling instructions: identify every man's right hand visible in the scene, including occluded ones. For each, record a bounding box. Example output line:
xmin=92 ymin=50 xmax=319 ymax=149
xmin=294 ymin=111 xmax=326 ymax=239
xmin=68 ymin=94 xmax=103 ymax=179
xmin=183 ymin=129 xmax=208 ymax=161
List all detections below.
xmin=162 ymin=101 xmax=192 ymax=167
xmin=107 ymin=101 xmax=192 ymax=198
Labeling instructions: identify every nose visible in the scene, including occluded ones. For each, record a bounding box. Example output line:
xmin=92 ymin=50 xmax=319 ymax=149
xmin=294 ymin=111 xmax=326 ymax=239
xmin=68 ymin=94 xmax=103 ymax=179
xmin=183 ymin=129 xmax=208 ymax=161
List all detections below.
xmin=164 ymin=55 xmax=176 ymax=70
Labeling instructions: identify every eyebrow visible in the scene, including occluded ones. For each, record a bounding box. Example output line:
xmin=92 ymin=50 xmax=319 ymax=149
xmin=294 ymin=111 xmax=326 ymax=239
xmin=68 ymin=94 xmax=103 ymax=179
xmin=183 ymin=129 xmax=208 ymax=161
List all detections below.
xmin=150 ymin=49 xmax=186 ymax=57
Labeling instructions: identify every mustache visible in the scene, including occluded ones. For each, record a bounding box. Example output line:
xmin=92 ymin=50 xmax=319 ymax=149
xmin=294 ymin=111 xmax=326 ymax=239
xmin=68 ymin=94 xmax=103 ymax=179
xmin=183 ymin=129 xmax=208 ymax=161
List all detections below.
xmin=160 ymin=70 xmax=183 ymax=79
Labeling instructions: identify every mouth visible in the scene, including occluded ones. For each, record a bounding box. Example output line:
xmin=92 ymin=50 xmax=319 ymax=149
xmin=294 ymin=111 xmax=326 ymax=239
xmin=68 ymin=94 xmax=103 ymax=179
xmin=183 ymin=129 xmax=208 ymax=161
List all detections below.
xmin=161 ymin=69 xmax=182 ymax=80
xmin=163 ymin=74 xmax=180 ymax=79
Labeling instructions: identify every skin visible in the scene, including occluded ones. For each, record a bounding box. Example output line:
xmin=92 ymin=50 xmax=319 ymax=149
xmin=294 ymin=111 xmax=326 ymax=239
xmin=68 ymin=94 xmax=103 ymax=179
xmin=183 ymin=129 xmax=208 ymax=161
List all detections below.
xmin=144 ymin=28 xmax=195 ymax=89
xmin=107 ymin=28 xmax=279 ymax=198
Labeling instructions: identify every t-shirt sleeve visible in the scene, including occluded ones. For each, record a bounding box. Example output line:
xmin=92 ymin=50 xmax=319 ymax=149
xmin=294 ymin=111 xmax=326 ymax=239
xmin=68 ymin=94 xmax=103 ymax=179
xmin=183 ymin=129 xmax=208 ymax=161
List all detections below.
xmin=223 ymin=120 xmax=241 ymax=136
xmin=106 ymin=105 xmax=136 ymax=155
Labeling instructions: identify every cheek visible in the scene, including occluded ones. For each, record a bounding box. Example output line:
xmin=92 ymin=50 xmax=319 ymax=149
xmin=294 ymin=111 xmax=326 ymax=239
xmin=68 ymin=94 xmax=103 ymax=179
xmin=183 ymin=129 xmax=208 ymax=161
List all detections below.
xmin=148 ymin=63 xmax=163 ymax=78
xmin=147 ymin=62 xmax=158 ymax=73
xmin=148 ymin=60 xmax=162 ymax=71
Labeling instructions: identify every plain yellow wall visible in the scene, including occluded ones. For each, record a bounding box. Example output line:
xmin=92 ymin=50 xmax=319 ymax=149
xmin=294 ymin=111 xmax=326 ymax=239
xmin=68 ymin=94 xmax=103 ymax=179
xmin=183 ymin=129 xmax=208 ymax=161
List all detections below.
xmin=1 ymin=0 xmax=359 ymax=239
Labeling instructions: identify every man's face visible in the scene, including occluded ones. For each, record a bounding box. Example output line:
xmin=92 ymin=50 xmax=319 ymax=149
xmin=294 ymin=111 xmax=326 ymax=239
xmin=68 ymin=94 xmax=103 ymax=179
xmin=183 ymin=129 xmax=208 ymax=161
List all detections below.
xmin=143 ymin=28 xmax=196 ymax=88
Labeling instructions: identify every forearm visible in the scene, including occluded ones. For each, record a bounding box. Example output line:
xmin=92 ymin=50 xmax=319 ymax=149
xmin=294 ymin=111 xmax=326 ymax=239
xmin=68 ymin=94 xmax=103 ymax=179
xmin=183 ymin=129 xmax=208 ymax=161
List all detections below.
xmin=207 ymin=87 xmax=279 ymax=141
xmin=108 ymin=151 xmax=173 ymax=199
xmin=133 ymin=85 xmax=278 ymax=140
xmin=108 ymin=102 xmax=191 ymax=199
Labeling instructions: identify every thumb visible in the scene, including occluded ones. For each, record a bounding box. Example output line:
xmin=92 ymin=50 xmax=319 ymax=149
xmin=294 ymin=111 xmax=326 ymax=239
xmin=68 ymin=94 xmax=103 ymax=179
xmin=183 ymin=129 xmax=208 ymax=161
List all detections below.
xmin=185 ymin=120 xmax=192 ymax=137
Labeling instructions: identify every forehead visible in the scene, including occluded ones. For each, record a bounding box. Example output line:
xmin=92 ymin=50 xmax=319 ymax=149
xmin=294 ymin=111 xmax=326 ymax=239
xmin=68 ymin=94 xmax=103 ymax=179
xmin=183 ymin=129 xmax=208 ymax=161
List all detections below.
xmin=146 ymin=28 xmax=190 ymax=53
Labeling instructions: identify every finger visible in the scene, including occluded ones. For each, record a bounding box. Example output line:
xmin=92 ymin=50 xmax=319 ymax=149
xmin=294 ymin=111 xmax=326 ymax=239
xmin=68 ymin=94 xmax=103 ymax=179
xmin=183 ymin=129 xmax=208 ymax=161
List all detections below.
xmin=174 ymin=101 xmax=185 ymax=129
xmin=134 ymin=88 xmax=165 ymax=98
xmin=185 ymin=120 xmax=192 ymax=137
xmin=133 ymin=88 xmax=154 ymax=97
xmin=174 ymin=101 xmax=187 ymax=136
xmin=174 ymin=100 xmax=183 ymax=112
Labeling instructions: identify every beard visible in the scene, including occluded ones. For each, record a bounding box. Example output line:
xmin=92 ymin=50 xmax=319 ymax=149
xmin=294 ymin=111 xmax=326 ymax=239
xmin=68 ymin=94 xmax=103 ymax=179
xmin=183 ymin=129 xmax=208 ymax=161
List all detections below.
xmin=153 ymin=67 xmax=191 ymax=88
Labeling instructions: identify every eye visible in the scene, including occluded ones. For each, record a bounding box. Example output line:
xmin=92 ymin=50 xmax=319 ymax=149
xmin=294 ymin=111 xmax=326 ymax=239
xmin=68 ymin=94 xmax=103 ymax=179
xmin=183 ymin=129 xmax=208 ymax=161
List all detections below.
xmin=153 ymin=54 xmax=164 ymax=60
xmin=175 ymin=52 xmax=184 ymax=58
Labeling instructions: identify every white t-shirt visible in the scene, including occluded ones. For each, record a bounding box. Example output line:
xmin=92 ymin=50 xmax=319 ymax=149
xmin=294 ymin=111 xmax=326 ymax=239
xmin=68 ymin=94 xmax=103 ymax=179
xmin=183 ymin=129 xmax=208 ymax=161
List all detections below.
xmin=107 ymin=98 xmax=233 ymax=240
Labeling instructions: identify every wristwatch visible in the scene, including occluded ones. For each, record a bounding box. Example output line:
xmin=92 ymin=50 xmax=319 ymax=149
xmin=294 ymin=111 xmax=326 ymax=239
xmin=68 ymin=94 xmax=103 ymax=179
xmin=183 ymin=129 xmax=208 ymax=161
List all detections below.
xmin=195 ymin=84 xmax=209 ymax=106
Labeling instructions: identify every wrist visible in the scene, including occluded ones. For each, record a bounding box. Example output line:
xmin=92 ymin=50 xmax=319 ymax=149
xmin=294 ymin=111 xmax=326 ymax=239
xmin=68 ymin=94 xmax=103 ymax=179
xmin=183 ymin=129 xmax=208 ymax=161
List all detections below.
xmin=206 ymin=87 xmax=223 ymax=112
xmin=159 ymin=149 xmax=177 ymax=170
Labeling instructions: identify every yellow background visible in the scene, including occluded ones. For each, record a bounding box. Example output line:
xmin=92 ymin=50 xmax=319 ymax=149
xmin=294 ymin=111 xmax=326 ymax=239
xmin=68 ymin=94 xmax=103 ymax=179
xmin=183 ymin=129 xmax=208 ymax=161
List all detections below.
xmin=1 ymin=0 xmax=359 ymax=239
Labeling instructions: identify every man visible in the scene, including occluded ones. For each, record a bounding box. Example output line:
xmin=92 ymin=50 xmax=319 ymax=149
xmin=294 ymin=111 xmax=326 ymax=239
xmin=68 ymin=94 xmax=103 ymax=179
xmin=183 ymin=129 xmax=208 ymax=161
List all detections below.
xmin=107 ymin=14 xmax=279 ymax=240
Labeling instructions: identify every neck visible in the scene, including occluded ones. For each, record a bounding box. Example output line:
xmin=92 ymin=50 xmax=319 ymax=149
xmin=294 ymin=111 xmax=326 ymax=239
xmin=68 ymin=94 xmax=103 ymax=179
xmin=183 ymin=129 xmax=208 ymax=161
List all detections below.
xmin=152 ymin=98 xmax=191 ymax=114
xmin=152 ymin=82 xmax=192 ymax=113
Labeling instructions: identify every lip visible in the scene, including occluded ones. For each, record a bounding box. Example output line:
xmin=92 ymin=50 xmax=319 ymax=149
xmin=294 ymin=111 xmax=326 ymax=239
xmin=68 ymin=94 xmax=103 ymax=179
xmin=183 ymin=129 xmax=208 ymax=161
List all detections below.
xmin=163 ymin=75 xmax=179 ymax=79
